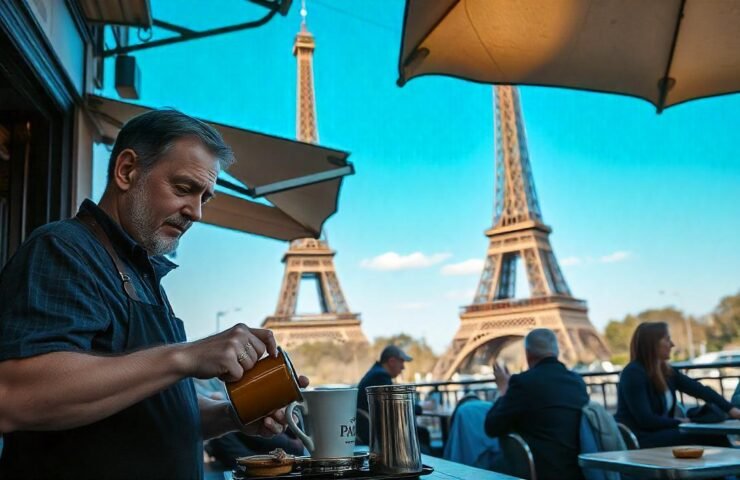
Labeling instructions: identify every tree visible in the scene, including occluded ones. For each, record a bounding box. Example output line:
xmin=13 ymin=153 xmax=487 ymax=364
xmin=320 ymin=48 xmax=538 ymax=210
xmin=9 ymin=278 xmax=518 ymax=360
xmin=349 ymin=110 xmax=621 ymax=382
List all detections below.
xmin=603 ymin=307 xmax=707 ymax=362
xmin=285 ymin=333 xmax=439 ymax=386
xmin=288 ymin=341 xmax=372 ymax=386
xmin=706 ymin=291 xmax=740 ymax=350
xmin=371 ymin=333 xmax=438 ymax=382
xmin=604 ymin=314 xmax=639 ymax=354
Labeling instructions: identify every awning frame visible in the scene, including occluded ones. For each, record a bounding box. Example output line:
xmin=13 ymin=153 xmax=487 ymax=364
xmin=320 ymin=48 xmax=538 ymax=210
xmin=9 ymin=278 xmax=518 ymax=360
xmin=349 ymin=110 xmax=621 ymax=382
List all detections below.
xmin=217 ymin=164 xmax=354 ymax=199
xmin=101 ymin=0 xmax=292 ymax=57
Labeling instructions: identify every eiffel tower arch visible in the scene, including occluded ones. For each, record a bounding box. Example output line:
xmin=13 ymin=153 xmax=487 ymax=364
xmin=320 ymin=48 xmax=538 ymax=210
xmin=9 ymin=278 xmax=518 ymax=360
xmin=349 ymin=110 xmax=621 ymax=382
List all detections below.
xmin=433 ymin=86 xmax=609 ymax=379
xmin=262 ymin=238 xmax=368 ymax=348
xmin=262 ymin=6 xmax=368 ymax=349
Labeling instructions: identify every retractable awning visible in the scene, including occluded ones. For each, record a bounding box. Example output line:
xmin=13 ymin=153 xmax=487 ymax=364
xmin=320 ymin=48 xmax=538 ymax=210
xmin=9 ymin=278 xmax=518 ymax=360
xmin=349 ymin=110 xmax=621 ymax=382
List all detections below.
xmin=86 ymin=95 xmax=353 ymax=240
xmin=79 ymin=0 xmax=152 ymax=28
xmin=398 ymin=0 xmax=740 ymax=112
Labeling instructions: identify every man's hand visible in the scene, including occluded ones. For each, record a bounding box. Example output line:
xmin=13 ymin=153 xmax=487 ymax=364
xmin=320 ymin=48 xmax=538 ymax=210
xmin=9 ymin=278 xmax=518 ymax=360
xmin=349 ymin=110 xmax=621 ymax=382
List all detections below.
xmin=493 ymin=362 xmax=511 ymax=397
xmin=240 ymin=375 xmax=310 ymax=437
xmin=200 ymin=375 xmax=310 ymax=440
xmin=174 ymin=324 xmax=278 ymax=382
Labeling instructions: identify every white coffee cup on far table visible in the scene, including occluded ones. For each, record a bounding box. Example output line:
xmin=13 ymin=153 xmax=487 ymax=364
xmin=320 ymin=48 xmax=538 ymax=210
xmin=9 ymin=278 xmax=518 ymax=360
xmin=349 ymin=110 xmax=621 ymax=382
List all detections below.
xmin=286 ymin=387 xmax=358 ymax=459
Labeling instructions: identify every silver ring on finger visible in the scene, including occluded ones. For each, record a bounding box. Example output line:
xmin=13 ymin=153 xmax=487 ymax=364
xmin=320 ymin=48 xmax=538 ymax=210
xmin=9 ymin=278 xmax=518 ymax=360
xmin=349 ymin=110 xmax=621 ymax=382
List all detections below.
xmin=237 ymin=349 xmax=249 ymax=363
xmin=244 ymin=341 xmax=253 ymax=351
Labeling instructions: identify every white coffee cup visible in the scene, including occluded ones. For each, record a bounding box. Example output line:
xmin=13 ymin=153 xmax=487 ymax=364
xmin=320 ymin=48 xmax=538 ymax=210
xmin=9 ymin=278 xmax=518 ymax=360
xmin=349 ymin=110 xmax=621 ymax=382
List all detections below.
xmin=286 ymin=387 xmax=358 ymax=459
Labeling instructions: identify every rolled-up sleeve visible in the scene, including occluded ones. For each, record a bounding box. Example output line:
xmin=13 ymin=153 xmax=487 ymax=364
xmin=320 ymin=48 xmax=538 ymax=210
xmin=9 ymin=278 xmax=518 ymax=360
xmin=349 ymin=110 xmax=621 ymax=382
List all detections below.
xmin=0 ymin=233 xmax=110 ymax=360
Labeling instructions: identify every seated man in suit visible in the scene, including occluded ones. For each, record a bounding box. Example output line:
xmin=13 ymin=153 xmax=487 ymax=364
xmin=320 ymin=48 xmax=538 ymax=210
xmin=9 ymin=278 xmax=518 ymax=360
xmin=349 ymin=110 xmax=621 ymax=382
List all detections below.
xmin=485 ymin=329 xmax=589 ymax=480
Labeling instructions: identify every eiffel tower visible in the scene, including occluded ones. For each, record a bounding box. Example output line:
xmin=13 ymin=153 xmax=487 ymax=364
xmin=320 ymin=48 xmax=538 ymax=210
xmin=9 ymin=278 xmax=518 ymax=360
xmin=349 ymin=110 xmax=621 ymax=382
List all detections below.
xmin=262 ymin=6 xmax=368 ymax=348
xmin=433 ymin=86 xmax=609 ymax=379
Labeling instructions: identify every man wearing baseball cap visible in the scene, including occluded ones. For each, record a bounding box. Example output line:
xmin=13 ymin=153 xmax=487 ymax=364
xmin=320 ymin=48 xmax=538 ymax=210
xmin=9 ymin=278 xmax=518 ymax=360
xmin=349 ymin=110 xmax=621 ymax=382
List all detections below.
xmin=355 ymin=345 xmax=413 ymax=444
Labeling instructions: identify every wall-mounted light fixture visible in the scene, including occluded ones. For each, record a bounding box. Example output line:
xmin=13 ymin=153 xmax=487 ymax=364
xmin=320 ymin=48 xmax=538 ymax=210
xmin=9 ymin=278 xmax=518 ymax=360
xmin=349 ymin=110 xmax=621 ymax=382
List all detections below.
xmin=114 ymin=55 xmax=140 ymax=99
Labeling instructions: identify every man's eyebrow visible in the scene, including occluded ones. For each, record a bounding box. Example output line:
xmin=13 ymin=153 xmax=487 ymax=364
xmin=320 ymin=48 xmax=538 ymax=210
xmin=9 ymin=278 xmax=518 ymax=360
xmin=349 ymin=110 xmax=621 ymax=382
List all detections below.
xmin=173 ymin=175 xmax=215 ymax=198
xmin=173 ymin=175 xmax=208 ymax=190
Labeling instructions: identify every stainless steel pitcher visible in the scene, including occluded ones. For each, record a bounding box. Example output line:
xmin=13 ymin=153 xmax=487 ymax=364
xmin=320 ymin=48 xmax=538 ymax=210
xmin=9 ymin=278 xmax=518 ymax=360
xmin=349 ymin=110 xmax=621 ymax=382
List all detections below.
xmin=366 ymin=384 xmax=422 ymax=474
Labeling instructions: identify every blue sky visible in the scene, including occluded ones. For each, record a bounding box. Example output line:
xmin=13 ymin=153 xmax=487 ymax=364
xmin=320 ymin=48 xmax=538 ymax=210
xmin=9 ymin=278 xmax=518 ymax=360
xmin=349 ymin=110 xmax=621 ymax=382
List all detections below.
xmin=93 ymin=0 xmax=740 ymax=354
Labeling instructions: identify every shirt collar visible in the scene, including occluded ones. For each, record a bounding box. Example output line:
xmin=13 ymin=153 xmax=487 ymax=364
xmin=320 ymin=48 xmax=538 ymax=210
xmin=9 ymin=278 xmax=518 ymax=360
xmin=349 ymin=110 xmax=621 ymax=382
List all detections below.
xmin=532 ymin=356 xmax=560 ymax=368
xmin=78 ymin=199 xmax=178 ymax=277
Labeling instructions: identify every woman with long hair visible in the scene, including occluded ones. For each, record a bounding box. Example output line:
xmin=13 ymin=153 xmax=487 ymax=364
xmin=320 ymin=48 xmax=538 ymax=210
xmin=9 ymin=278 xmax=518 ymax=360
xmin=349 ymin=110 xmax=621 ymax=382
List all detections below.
xmin=615 ymin=322 xmax=740 ymax=447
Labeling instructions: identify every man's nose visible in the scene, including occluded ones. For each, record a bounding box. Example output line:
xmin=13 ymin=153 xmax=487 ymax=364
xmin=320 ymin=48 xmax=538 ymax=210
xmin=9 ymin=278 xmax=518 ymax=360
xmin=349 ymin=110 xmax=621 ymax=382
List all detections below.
xmin=182 ymin=197 xmax=202 ymax=222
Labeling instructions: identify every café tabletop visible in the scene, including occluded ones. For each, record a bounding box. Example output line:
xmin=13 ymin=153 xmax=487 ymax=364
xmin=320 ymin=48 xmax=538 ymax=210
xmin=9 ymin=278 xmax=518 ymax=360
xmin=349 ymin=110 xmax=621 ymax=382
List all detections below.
xmin=421 ymin=454 xmax=520 ymax=479
xmin=223 ymin=454 xmax=520 ymax=479
xmin=578 ymin=446 xmax=740 ymax=479
xmin=679 ymin=419 xmax=740 ymax=435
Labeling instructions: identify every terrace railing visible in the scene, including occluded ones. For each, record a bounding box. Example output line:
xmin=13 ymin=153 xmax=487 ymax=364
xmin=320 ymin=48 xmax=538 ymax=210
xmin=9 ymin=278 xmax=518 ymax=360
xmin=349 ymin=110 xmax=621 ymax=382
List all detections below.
xmin=412 ymin=360 xmax=740 ymax=414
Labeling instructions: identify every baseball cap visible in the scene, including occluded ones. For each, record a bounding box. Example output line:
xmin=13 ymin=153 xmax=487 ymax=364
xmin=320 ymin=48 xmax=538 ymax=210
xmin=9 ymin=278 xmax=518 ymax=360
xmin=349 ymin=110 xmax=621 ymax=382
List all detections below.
xmin=380 ymin=345 xmax=413 ymax=363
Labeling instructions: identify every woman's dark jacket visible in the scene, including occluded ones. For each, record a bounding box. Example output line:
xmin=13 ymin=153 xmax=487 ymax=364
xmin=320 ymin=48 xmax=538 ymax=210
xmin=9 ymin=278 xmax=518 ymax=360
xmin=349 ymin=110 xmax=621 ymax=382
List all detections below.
xmin=615 ymin=361 xmax=733 ymax=435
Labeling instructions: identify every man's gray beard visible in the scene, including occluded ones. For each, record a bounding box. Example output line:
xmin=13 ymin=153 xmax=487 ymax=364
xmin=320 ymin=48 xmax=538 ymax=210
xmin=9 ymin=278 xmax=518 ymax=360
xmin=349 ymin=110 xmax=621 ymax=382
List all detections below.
xmin=129 ymin=180 xmax=180 ymax=256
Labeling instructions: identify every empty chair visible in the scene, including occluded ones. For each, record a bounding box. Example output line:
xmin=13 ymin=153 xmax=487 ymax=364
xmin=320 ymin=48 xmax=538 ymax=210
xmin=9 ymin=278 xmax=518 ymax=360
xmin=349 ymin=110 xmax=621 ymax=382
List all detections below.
xmin=443 ymin=398 xmax=498 ymax=468
xmin=580 ymin=403 xmax=626 ymax=480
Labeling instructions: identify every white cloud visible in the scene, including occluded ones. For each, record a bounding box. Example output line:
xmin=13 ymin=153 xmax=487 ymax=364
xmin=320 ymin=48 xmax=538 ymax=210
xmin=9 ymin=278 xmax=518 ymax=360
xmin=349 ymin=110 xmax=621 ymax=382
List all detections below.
xmin=599 ymin=250 xmax=632 ymax=263
xmin=396 ymin=302 xmax=431 ymax=311
xmin=360 ymin=251 xmax=451 ymax=271
xmin=444 ymin=289 xmax=477 ymax=301
xmin=560 ymin=256 xmax=582 ymax=267
xmin=559 ymin=251 xmax=632 ymax=266
xmin=440 ymin=259 xmax=485 ymax=276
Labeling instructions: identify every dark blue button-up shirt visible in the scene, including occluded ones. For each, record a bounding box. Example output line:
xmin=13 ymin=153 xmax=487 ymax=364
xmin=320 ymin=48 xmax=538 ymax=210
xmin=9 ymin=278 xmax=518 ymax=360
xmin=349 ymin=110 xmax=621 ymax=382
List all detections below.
xmin=0 ymin=199 xmax=202 ymax=479
xmin=0 ymin=199 xmax=178 ymax=358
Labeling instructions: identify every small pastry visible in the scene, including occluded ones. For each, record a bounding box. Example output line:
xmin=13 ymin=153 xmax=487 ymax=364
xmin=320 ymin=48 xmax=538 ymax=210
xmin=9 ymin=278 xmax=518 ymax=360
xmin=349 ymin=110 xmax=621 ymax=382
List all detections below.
xmin=672 ymin=446 xmax=704 ymax=459
xmin=237 ymin=448 xmax=294 ymax=477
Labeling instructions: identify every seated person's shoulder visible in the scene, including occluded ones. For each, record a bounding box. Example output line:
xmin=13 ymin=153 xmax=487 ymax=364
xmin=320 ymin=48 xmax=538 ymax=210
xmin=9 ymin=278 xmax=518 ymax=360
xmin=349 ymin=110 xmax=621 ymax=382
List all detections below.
xmin=504 ymin=371 xmax=530 ymax=391
xmin=367 ymin=368 xmax=391 ymax=384
xmin=620 ymin=362 xmax=645 ymax=377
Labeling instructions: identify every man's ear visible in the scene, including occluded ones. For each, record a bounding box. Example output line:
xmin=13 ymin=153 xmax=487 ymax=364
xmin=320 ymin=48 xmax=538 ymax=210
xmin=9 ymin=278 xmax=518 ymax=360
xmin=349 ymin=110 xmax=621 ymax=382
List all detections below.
xmin=111 ymin=149 xmax=139 ymax=192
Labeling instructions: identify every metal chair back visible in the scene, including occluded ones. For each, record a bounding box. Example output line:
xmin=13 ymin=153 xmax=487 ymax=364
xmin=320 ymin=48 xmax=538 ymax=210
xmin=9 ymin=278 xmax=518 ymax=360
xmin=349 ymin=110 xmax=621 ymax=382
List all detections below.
xmin=616 ymin=422 xmax=640 ymax=450
xmin=500 ymin=433 xmax=537 ymax=480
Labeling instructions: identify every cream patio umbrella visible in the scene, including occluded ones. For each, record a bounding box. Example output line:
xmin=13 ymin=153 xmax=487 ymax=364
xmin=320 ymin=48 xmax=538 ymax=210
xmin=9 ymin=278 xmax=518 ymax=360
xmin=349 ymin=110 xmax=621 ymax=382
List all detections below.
xmin=398 ymin=0 xmax=740 ymax=112
xmin=86 ymin=95 xmax=352 ymax=241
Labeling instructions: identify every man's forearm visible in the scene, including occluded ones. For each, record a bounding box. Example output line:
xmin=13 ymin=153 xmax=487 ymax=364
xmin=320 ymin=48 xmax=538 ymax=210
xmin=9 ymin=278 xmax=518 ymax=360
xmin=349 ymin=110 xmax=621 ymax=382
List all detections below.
xmin=0 ymin=346 xmax=188 ymax=432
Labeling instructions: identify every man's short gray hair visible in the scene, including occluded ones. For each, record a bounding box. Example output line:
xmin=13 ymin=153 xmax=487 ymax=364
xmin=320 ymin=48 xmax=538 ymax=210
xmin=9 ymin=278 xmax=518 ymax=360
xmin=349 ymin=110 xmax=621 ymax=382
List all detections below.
xmin=107 ymin=108 xmax=234 ymax=184
xmin=524 ymin=328 xmax=559 ymax=358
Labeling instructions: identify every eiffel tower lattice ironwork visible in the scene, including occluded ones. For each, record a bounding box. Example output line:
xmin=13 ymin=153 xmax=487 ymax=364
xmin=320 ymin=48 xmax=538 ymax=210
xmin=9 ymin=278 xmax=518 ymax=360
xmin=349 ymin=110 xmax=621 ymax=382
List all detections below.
xmin=433 ymin=86 xmax=609 ymax=379
xmin=261 ymin=8 xmax=368 ymax=348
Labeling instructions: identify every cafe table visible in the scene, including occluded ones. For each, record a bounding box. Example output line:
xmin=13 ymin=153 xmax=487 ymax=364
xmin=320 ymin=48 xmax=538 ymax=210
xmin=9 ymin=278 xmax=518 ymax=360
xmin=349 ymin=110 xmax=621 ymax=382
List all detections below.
xmin=421 ymin=454 xmax=520 ymax=479
xmin=578 ymin=446 xmax=740 ymax=479
xmin=679 ymin=419 xmax=740 ymax=436
xmin=225 ymin=454 xmax=520 ymax=479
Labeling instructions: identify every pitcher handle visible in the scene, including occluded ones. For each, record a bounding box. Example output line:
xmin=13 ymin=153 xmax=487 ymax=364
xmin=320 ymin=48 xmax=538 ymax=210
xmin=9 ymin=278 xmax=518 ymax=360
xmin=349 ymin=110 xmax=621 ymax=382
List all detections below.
xmin=286 ymin=401 xmax=314 ymax=453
